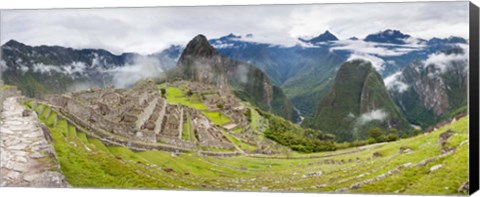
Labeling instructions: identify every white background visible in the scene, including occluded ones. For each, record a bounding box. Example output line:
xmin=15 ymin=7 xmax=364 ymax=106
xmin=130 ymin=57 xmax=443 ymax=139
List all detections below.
xmin=0 ymin=0 xmax=479 ymax=197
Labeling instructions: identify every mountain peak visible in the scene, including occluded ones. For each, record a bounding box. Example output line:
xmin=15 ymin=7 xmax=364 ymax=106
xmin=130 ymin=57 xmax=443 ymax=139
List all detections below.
xmin=222 ymin=33 xmax=241 ymax=39
xmin=305 ymin=60 xmax=412 ymax=142
xmin=364 ymin=29 xmax=411 ymax=44
xmin=427 ymin=36 xmax=467 ymax=45
xmin=3 ymin=39 xmax=26 ymax=48
xmin=299 ymin=30 xmax=339 ymax=44
xmin=181 ymin=34 xmax=218 ymax=58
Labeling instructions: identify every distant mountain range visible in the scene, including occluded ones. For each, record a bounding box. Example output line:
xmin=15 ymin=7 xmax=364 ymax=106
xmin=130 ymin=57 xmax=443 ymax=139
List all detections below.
xmin=1 ymin=39 xmax=180 ymax=97
xmin=1 ymin=29 xmax=469 ymax=141
xmin=207 ymin=29 xmax=467 ymax=117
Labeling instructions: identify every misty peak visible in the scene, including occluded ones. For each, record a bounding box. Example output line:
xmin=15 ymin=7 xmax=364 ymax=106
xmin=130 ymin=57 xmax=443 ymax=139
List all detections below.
xmin=364 ymin=29 xmax=412 ymax=44
xmin=298 ymin=30 xmax=339 ymax=44
xmin=3 ymin=39 xmax=26 ymax=48
xmin=221 ymin=33 xmax=241 ymax=40
xmin=181 ymin=34 xmax=219 ymax=58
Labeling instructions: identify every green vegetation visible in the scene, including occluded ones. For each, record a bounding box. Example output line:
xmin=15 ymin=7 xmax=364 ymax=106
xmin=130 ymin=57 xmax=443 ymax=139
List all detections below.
xmin=68 ymin=125 xmax=77 ymax=137
xmin=203 ymin=111 xmax=231 ymax=125
xmin=181 ymin=114 xmax=196 ymax=142
xmin=223 ymin=132 xmax=257 ymax=152
xmin=1 ymin=84 xmax=12 ymax=90
xmin=249 ymin=107 xmax=261 ymax=130
xmin=303 ymin=60 xmax=412 ymax=142
xmin=259 ymin=109 xmax=336 ymax=153
xmin=161 ymin=86 xmax=209 ymax=110
xmin=159 ymin=84 xmax=231 ymax=126
xmin=27 ymin=102 xmax=469 ymax=195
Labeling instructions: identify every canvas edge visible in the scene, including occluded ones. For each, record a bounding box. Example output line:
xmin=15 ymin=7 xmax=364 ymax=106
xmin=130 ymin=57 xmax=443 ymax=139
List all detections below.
xmin=469 ymin=1 xmax=480 ymax=195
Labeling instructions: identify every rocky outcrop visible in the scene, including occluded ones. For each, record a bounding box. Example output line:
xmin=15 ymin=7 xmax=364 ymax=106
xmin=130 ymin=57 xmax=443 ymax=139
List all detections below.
xmin=388 ymin=47 xmax=468 ymax=128
xmin=0 ymin=96 xmax=68 ymax=187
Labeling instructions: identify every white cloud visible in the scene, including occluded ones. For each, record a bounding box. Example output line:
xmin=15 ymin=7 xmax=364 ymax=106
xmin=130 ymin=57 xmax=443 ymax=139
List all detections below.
xmin=19 ymin=64 xmax=29 ymax=73
xmin=0 ymin=2 xmax=468 ymax=54
xmin=355 ymin=109 xmax=388 ymax=126
xmin=330 ymin=39 xmax=425 ymax=57
xmin=62 ymin=62 xmax=87 ymax=75
xmin=347 ymin=53 xmax=385 ymax=72
xmin=32 ymin=63 xmax=63 ymax=74
xmin=31 ymin=62 xmax=87 ymax=78
xmin=101 ymin=56 xmax=165 ymax=88
xmin=384 ymin=71 xmax=409 ymax=93
xmin=424 ymin=44 xmax=468 ymax=73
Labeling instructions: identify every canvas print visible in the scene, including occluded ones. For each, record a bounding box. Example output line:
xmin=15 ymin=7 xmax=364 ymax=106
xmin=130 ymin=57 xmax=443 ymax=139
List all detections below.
xmin=0 ymin=1 xmax=476 ymax=195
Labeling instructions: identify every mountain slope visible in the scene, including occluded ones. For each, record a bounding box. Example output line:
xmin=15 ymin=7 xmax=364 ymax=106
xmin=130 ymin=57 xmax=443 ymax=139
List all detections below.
xmin=1 ymin=40 xmax=179 ymax=97
xmin=303 ymin=60 xmax=412 ymax=142
xmin=387 ymin=46 xmax=468 ymax=128
xmin=175 ymin=34 xmax=300 ymax=122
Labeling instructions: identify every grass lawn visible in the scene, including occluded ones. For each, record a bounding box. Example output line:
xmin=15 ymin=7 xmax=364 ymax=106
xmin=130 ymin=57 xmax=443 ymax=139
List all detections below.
xmin=203 ymin=111 xmax=231 ymax=125
xmin=161 ymin=86 xmax=209 ymax=110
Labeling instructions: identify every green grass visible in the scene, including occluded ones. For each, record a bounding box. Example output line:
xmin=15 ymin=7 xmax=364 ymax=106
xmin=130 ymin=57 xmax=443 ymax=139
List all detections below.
xmin=181 ymin=114 xmax=196 ymax=142
xmin=76 ymin=132 xmax=89 ymax=144
xmin=45 ymin=111 xmax=57 ymax=127
xmin=88 ymin=138 xmax=110 ymax=152
xmin=107 ymin=146 xmax=147 ymax=163
xmin=250 ymin=107 xmax=261 ymax=130
xmin=25 ymin=101 xmax=36 ymax=108
xmin=68 ymin=125 xmax=77 ymax=137
xmin=1 ymin=84 xmax=12 ymax=90
xmin=40 ymin=106 xmax=51 ymax=119
xmin=203 ymin=111 xmax=231 ymax=125
xmin=162 ymin=86 xmax=209 ymax=110
xmin=56 ymin=119 xmax=69 ymax=136
xmin=223 ymin=132 xmax=257 ymax=152
xmin=28 ymin=102 xmax=469 ymax=194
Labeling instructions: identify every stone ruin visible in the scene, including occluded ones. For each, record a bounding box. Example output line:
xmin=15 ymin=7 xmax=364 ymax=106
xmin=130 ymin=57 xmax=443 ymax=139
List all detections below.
xmin=42 ymin=81 xmax=239 ymax=154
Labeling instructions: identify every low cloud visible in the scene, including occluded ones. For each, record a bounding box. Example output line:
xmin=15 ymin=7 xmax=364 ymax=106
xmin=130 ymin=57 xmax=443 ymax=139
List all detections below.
xmin=347 ymin=53 xmax=386 ymax=72
xmin=355 ymin=109 xmax=388 ymax=126
xmin=384 ymin=71 xmax=409 ymax=93
xmin=424 ymin=45 xmax=468 ymax=73
xmin=102 ymin=56 xmax=165 ymax=88
xmin=331 ymin=39 xmax=425 ymax=57
xmin=31 ymin=62 xmax=87 ymax=78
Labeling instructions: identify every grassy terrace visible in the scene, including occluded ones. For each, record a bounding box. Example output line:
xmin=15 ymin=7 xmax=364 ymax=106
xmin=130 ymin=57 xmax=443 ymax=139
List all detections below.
xmin=223 ymin=131 xmax=257 ymax=153
xmin=158 ymin=84 xmax=231 ymax=126
xmin=27 ymin=102 xmax=469 ymax=194
xmin=181 ymin=114 xmax=196 ymax=142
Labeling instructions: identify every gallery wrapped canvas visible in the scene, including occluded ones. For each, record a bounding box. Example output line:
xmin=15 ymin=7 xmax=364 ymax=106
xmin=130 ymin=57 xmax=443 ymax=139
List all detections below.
xmin=0 ymin=1 xmax=479 ymax=195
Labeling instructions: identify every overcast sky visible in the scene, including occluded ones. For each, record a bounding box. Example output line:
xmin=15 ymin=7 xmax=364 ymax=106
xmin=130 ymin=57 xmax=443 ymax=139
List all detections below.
xmin=0 ymin=1 xmax=469 ymax=55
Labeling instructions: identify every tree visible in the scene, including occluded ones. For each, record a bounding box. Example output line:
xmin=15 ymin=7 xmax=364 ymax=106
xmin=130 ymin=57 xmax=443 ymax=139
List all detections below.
xmin=368 ymin=127 xmax=386 ymax=142
xmin=160 ymin=88 xmax=166 ymax=97
xmin=413 ymin=129 xmax=422 ymax=136
xmin=216 ymin=103 xmax=224 ymax=109
xmin=386 ymin=128 xmax=399 ymax=141
xmin=186 ymin=90 xmax=193 ymax=97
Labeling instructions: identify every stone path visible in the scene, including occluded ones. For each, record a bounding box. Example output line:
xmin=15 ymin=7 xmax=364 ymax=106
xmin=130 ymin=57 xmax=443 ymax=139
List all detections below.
xmin=0 ymin=96 xmax=68 ymax=187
